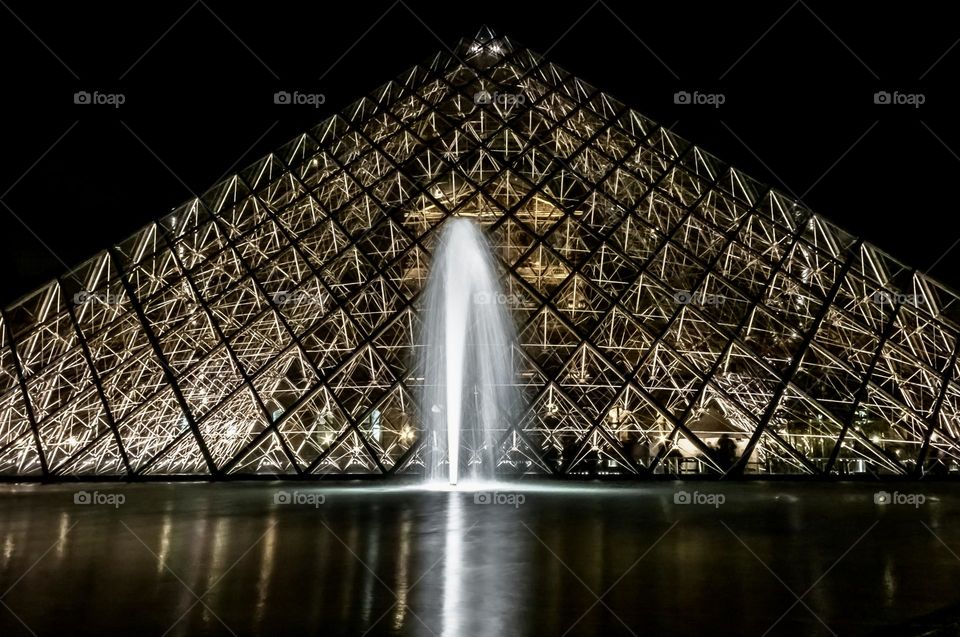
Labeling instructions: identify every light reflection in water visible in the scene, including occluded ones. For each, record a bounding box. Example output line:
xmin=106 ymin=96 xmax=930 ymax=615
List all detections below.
xmin=361 ymin=505 xmax=381 ymax=626
xmin=341 ymin=519 xmax=360 ymax=626
xmin=171 ymin=515 xmax=209 ymax=637
xmin=440 ymin=491 xmax=531 ymax=637
xmin=3 ymin=533 xmax=14 ymax=565
xmin=254 ymin=513 xmax=277 ymax=631
xmin=157 ymin=502 xmax=173 ymax=576
xmin=883 ymin=557 xmax=896 ymax=603
xmin=203 ymin=518 xmax=229 ymax=625
xmin=441 ymin=492 xmax=463 ymax=637
xmin=56 ymin=511 xmax=70 ymax=559
xmin=393 ymin=508 xmax=412 ymax=631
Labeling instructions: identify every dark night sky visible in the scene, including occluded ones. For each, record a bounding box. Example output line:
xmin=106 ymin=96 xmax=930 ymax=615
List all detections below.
xmin=1 ymin=0 xmax=958 ymax=306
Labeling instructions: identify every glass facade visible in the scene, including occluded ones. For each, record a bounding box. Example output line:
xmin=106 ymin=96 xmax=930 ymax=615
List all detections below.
xmin=1 ymin=28 xmax=959 ymax=478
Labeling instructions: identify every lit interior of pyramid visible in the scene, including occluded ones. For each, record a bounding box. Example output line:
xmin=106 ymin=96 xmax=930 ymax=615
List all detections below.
xmin=0 ymin=28 xmax=958 ymax=480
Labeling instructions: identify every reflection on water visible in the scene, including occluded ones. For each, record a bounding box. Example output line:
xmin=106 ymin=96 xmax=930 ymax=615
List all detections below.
xmin=361 ymin=505 xmax=380 ymax=628
xmin=56 ymin=511 xmax=70 ymax=559
xmin=254 ymin=513 xmax=277 ymax=631
xmin=0 ymin=482 xmax=957 ymax=637
xmin=442 ymin=491 xmax=463 ymax=637
xmin=157 ymin=503 xmax=172 ymax=576
xmin=393 ymin=508 xmax=411 ymax=632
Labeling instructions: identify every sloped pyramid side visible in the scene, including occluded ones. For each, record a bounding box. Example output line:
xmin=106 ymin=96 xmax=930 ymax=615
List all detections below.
xmin=1 ymin=27 xmax=959 ymax=479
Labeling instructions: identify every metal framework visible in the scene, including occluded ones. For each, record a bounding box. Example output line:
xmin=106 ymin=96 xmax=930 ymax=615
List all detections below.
xmin=2 ymin=27 xmax=960 ymax=479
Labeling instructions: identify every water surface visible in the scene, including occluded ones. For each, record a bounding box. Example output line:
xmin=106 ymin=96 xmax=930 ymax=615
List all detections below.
xmin=0 ymin=481 xmax=956 ymax=636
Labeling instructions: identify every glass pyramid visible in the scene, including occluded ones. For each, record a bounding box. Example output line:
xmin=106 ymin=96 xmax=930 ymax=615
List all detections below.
xmin=2 ymin=27 xmax=959 ymax=479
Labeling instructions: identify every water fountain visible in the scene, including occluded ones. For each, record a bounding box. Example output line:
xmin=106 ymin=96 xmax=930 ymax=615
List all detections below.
xmin=419 ymin=217 xmax=519 ymax=485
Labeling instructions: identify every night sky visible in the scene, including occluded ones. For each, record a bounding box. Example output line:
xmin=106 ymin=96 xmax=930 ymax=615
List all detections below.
xmin=1 ymin=0 xmax=958 ymax=306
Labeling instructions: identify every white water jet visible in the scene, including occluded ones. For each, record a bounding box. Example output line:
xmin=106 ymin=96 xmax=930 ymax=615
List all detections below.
xmin=419 ymin=218 xmax=519 ymax=485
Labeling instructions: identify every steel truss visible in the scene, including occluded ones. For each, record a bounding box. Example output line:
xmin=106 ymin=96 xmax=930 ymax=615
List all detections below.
xmin=1 ymin=27 xmax=959 ymax=479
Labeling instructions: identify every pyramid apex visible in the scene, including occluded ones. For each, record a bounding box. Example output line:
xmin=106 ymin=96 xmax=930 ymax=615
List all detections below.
xmin=474 ymin=25 xmax=498 ymax=42
xmin=460 ymin=26 xmax=511 ymax=63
